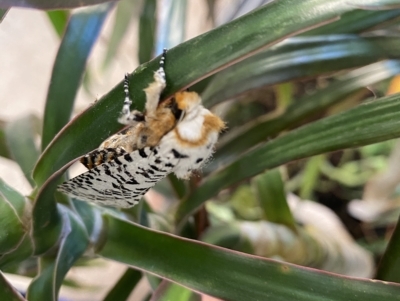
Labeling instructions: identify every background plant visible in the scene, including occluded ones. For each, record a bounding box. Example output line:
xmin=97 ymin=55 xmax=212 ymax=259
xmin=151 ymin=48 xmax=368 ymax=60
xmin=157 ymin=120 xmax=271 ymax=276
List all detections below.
xmin=1 ymin=0 xmax=400 ymax=300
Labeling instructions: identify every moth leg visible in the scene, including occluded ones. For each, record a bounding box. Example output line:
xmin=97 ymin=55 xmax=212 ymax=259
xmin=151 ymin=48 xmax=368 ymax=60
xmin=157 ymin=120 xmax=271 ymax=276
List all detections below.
xmin=144 ymin=49 xmax=167 ymax=118
xmin=118 ymin=74 xmax=145 ymax=125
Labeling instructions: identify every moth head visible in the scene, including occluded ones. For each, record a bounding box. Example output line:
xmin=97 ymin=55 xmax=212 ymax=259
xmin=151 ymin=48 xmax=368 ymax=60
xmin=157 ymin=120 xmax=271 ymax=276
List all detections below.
xmin=174 ymin=91 xmax=202 ymax=113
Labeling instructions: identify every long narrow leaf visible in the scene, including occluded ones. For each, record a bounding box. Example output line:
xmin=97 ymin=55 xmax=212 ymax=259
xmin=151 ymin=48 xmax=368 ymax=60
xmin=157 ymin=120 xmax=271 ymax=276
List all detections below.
xmin=0 ymin=124 xmax=11 ymax=159
xmin=303 ymin=9 xmax=400 ymax=35
xmin=103 ymin=0 xmax=137 ymax=68
xmin=46 ymin=10 xmax=69 ymax=37
xmin=253 ymin=169 xmax=296 ymax=229
xmin=376 ymin=214 xmax=400 ymax=282
xmin=103 ymin=268 xmax=142 ymax=301
xmin=138 ymin=0 xmax=156 ymax=64
xmin=0 ymin=8 xmax=8 ymax=22
xmin=208 ymin=60 xmax=400 ymax=171
xmin=150 ymin=280 xmax=200 ymax=301
xmin=98 ymin=213 xmax=400 ymax=301
xmin=202 ymin=35 xmax=400 ymax=106
xmin=41 ymin=3 xmax=112 ymax=150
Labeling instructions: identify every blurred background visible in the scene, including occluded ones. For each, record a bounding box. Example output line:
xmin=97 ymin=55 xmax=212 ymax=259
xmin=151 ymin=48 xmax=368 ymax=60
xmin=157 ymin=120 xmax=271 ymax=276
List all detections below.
xmin=2 ymin=0 xmax=400 ymax=300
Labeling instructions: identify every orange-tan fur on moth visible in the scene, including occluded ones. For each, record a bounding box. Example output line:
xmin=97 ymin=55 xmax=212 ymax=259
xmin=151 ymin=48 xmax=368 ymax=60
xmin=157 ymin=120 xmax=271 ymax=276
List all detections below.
xmin=58 ymin=49 xmax=225 ymax=207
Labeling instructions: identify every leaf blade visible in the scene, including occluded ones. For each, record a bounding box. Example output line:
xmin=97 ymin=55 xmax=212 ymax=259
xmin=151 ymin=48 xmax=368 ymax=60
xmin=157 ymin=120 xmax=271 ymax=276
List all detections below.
xmin=98 ymin=214 xmax=400 ymax=301
xmin=41 ymin=3 xmax=113 ymax=150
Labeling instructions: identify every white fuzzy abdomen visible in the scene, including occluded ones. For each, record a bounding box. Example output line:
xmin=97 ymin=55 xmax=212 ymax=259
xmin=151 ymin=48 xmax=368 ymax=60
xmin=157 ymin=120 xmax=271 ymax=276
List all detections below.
xmin=158 ymin=128 xmax=219 ymax=179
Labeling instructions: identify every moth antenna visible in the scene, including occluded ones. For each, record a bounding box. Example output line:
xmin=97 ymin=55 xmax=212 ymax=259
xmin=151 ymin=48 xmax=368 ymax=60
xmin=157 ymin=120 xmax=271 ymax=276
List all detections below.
xmin=121 ymin=73 xmax=132 ymax=117
xmin=160 ymin=48 xmax=167 ymax=68
xmin=157 ymin=48 xmax=167 ymax=81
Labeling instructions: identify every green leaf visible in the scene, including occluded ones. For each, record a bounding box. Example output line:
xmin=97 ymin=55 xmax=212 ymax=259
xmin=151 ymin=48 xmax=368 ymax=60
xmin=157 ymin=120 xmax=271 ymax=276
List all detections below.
xmin=0 ymin=272 xmax=26 ymax=301
xmin=31 ymin=174 xmax=63 ymax=255
xmin=0 ymin=8 xmax=8 ymax=22
xmin=103 ymin=268 xmax=142 ymax=301
xmin=98 ymin=213 xmax=400 ymax=301
xmin=0 ymin=0 xmax=118 ymax=10
xmin=27 ymin=206 xmax=89 ymax=301
xmin=34 ymin=0 xmax=397 ymax=187
xmin=303 ymin=9 xmax=400 ymax=35
xmin=103 ymin=0 xmax=137 ymax=68
xmin=72 ymin=199 xmax=101 ymax=238
xmin=5 ymin=115 xmax=40 ymax=187
xmin=351 ymin=0 xmax=400 ymax=8
xmin=0 ymin=179 xmax=29 ymax=254
xmin=167 ymin=174 xmax=188 ymax=199
xmin=0 ymin=233 xmax=33 ymax=270
xmin=0 ymin=179 xmax=28 ymax=219
xmin=299 ymin=155 xmax=325 ymax=200
xmin=209 ymin=60 xmax=400 ymax=171
xmin=46 ymin=10 xmax=68 ymax=37
xmin=202 ymin=35 xmax=400 ymax=107
xmin=138 ymin=0 xmax=156 ymax=64
xmin=155 ymin=0 xmax=187 ymax=51
xmin=376 ymin=214 xmax=400 ymax=282
xmin=0 ymin=179 xmax=33 ymax=268
xmin=0 ymin=123 xmax=11 ymax=159
xmin=41 ymin=3 xmax=113 ymax=150
xmin=176 ymin=93 xmax=400 ymax=224
xmin=253 ymin=169 xmax=296 ymax=229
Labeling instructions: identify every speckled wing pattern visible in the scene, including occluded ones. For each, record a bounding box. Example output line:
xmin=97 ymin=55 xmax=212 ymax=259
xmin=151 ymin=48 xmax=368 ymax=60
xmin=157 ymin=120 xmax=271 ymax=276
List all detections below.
xmin=58 ymin=145 xmax=180 ymax=208
xmin=58 ymin=48 xmax=225 ymax=208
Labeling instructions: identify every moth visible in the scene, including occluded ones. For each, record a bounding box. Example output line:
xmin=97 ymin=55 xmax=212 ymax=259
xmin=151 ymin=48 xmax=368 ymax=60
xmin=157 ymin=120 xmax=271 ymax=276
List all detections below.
xmin=58 ymin=50 xmax=225 ymax=208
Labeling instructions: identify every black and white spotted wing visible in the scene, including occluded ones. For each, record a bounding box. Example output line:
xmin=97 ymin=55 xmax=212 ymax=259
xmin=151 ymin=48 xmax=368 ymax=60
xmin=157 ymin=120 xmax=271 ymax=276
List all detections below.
xmin=58 ymin=145 xmax=180 ymax=208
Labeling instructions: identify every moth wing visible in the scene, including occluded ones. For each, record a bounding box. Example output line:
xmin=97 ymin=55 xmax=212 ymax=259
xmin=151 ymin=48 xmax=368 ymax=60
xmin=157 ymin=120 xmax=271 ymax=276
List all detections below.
xmin=58 ymin=145 xmax=178 ymax=208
